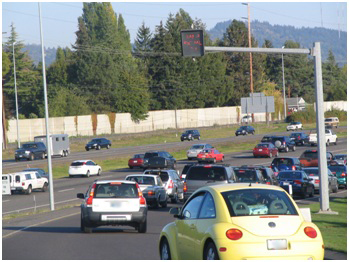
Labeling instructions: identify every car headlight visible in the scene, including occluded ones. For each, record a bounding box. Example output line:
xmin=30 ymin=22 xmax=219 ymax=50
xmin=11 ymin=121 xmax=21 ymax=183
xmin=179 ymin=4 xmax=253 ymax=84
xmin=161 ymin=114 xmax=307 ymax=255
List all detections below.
xmin=25 ymin=151 xmax=30 ymax=154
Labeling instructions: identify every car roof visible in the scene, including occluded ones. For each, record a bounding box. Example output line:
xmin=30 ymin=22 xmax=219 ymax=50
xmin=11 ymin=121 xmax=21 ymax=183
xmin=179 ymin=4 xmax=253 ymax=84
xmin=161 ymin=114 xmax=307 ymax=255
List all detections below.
xmin=201 ymin=183 xmax=284 ymax=193
xmin=273 ymin=157 xmax=298 ymax=160
xmin=94 ymin=180 xmax=136 ymax=184
xmin=126 ymin=174 xmax=158 ymax=178
xmin=72 ymin=160 xmax=92 ymax=163
xmin=23 ymin=168 xmax=43 ymax=171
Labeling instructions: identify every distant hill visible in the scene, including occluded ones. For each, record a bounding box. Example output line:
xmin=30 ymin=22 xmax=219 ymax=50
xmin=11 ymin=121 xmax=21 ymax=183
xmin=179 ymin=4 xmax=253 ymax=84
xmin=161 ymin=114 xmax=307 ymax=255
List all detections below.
xmin=208 ymin=20 xmax=347 ymax=66
xmin=22 ymin=44 xmax=57 ymax=67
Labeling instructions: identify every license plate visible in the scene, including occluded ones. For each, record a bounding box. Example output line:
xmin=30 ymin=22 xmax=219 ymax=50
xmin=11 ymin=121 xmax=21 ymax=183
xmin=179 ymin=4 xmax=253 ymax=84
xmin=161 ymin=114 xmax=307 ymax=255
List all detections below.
xmin=259 ymin=149 xmax=262 ymax=151
xmin=202 ymin=158 xmax=205 ymax=160
xmin=111 ymin=202 xmax=122 ymax=208
xmin=283 ymin=182 xmax=289 ymax=185
xmin=267 ymin=239 xmax=287 ymax=250
xmin=133 ymin=160 xmax=137 ymax=163
xmin=19 ymin=155 xmax=22 ymax=157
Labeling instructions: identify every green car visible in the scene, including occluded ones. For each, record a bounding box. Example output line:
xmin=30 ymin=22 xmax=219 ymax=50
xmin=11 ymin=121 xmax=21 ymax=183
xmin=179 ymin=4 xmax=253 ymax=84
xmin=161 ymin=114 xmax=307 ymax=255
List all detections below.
xmin=328 ymin=165 xmax=347 ymax=188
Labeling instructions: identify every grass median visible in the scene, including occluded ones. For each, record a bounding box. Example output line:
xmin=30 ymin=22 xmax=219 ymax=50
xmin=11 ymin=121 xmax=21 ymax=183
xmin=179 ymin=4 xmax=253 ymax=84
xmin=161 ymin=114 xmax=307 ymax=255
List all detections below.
xmin=308 ymin=198 xmax=347 ymax=253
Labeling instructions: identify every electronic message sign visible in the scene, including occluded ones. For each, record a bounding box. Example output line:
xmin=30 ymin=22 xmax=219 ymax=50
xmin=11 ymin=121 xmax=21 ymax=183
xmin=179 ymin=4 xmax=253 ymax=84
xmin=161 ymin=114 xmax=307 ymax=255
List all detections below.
xmin=180 ymin=30 xmax=204 ymax=57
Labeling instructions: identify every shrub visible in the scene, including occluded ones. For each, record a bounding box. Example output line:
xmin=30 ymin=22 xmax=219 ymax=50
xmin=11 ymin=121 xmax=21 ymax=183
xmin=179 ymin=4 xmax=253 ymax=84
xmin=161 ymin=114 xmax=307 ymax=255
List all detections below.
xmin=18 ymin=114 xmax=26 ymax=119
xmin=28 ymin=113 xmax=38 ymax=119
xmin=325 ymin=108 xmax=347 ymax=122
xmin=287 ymin=106 xmax=347 ymax=124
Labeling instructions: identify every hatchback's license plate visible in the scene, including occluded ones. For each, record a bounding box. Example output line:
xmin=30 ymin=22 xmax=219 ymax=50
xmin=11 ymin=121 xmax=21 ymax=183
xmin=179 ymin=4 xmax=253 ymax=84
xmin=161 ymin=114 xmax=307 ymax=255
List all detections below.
xmin=267 ymin=239 xmax=287 ymax=250
xmin=111 ymin=202 xmax=122 ymax=208
xmin=283 ymin=182 xmax=289 ymax=185
xmin=133 ymin=160 xmax=137 ymax=163
xmin=259 ymin=149 xmax=262 ymax=152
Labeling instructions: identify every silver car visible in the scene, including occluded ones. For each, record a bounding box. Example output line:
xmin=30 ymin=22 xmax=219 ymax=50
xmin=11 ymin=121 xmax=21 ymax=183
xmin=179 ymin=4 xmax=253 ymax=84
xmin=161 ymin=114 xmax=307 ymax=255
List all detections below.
xmin=186 ymin=144 xmax=213 ymax=160
xmin=143 ymin=169 xmax=184 ymax=203
xmin=303 ymin=167 xmax=338 ymax=193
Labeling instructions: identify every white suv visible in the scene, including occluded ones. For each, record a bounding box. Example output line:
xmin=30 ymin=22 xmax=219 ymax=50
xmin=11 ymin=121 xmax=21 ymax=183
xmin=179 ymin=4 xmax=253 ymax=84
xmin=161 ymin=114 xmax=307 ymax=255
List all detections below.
xmin=10 ymin=171 xmax=49 ymax=194
xmin=77 ymin=180 xmax=148 ymax=233
xmin=287 ymin=121 xmax=303 ymax=131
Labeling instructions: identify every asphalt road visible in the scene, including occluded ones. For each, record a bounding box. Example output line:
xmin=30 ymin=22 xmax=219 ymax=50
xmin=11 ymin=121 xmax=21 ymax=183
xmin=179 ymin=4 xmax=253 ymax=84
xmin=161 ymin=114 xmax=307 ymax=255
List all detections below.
xmin=3 ymin=126 xmax=346 ymax=173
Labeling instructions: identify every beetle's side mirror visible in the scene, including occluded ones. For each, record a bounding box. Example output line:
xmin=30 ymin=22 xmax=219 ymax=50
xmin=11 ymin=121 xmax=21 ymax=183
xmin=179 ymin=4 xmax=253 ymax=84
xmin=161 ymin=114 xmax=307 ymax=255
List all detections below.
xmin=170 ymin=207 xmax=179 ymax=215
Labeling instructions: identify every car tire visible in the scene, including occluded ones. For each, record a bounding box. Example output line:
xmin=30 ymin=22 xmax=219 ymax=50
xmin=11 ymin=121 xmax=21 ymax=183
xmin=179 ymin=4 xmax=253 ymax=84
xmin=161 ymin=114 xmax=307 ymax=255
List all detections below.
xmin=26 ymin=185 xmax=32 ymax=195
xmin=107 ymin=144 xmax=110 ymax=149
xmin=198 ymin=136 xmax=201 ymax=140
xmin=69 ymin=175 xmax=73 ymax=178
xmin=204 ymin=242 xmax=219 ymax=260
xmin=326 ymin=140 xmax=330 ymax=146
xmin=309 ymin=186 xmax=315 ymax=197
xmin=221 ymin=156 xmax=224 ymax=162
xmin=292 ymin=146 xmax=296 ymax=152
xmin=171 ymin=192 xmax=178 ymax=204
xmin=188 ymin=157 xmax=192 ymax=160
xmin=97 ymin=145 xmax=101 ymax=150
xmin=253 ymin=155 xmax=257 ymax=158
xmin=252 ymin=131 xmax=255 ymax=135
xmin=333 ymin=183 xmax=338 ymax=193
xmin=42 ymin=182 xmax=48 ymax=192
xmin=129 ymin=166 xmax=133 ymax=169
xmin=161 ymin=196 xmax=168 ymax=207
xmin=334 ymin=139 xmax=337 ymax=145
xmin=97 ymin=169 xmax=101 ymax=176
xmin=30 ymin=154 xmax=34 ymax=161
xmin=138 ymin=219 xmax=147 ymax=233
xmin=81 ymin=216 xmax=93 ymax=233
xmin=301 ymin=140 xmax=305 ymax=146
xmin=285 ymin=146 xmax=289 ymax=153
xmin=41 ymin=152 xmax=45 ymax=159
xmin=86 ymin=170 xmax=90 ymax=178
xmin=86 ymin=148 xmax=89 ymax=151
xmin=269 ymin=152 xmax=272 ymax=158
xmin=160 ymin=238 xmax=171 ymax=260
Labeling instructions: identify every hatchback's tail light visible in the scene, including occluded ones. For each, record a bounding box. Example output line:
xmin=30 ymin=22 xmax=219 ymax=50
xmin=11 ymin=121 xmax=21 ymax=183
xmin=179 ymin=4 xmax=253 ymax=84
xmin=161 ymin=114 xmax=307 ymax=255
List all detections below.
xmin=226 ymin=229 xmax=243 ymax=240
xmin=294 ymin=180 xmax=302 ymax=184
xmin=168 ymin=180 xmax=173 ymax=189
xmin=304 ymin=227 xmax=317 ymax=238
xmin=266 ymin=182 xmax=271 ymax=185
xmin=136 ymin=183 xmax=146 ymax=206
xmin=341 ymin=173 xmax=347 ymax=177
xmin=292 ymin=165 xmax=296 ymax=171
xmin=86 ymin=183 xmax=96 ymax=205
xmin=183 ymin=182 xmax=187 ymax=192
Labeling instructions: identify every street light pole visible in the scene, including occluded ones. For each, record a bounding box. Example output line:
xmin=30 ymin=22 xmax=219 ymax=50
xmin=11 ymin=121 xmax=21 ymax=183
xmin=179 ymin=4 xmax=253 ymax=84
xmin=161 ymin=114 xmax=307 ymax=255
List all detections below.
xmin=12 ymin=42 xmax=20 ymax=148
xmin=281 ymin=46 xmax=287 ymax=120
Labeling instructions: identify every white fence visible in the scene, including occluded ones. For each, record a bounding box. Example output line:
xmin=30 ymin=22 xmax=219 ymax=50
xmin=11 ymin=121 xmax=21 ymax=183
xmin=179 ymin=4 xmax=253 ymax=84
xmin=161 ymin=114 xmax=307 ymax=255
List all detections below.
xmin=6 ymin=101 xmax=346 ymax=143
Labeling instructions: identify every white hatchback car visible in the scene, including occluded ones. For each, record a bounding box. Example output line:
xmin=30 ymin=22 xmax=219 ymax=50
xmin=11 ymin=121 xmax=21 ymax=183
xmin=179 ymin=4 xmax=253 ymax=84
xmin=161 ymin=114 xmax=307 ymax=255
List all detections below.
xmin=69 ymin=160 xmax=102 ymax=178
xmin=287 ymin=121 xmax=303 ymax=131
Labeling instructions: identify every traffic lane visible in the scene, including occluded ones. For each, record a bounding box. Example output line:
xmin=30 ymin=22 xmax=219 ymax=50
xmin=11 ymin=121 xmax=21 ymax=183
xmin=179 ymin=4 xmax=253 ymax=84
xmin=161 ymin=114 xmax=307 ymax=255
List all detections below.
xmin=3 ymin=140 xmax=347 ymax=214
xmin=2 ymin=203 xmax=180 ymax=260
xmin=6 ymin=127 xmax=344 ymax=171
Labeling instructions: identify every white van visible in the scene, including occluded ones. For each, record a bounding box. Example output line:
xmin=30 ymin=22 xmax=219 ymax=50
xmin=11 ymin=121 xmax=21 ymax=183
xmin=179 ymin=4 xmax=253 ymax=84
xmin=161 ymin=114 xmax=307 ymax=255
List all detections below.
xmin=10 ymin=171 xmax=49 ymax=194
xmin=325 ymin=117 xmax=339 ymax=128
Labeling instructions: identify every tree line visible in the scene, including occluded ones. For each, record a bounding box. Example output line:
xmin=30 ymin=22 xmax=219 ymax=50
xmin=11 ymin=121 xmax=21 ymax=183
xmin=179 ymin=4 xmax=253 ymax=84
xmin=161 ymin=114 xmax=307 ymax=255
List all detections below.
xmin=2 ymin=3 xmax=347 ymax=122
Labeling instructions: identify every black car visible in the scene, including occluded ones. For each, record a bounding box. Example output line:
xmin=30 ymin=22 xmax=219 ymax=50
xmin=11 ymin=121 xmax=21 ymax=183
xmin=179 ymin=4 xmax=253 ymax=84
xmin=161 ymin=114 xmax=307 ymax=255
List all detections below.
xmin=271 ymin=157 xmax=302 ymax=171
xmin=235 ymin=126 xmax=255 ymax=136
xmin=278 ymin=170 xmax=315 ymax=198
xmin=15 ymin=142 xmax=47 ymax=161
xmin=143 ymin=151 xmax=176 ymax=170
xmin=289 ymin=132 xmax=309 ymax=146
xmin=233 ymin=167 xmax=265 ymax=184
xmin=261 ymin=135 xmax=273 ymax=143
xmin=271 ymin=136 xmax=296 ymax=152
xmin=181 ymin=130 xmax=201 ymax=141
xmin=183 ymin=164 xmax=237 ymax=201
xmin=85 ymin=138 xmax=111 ymax=151
xmin=253 ymin=165 xmax=280 ymax=186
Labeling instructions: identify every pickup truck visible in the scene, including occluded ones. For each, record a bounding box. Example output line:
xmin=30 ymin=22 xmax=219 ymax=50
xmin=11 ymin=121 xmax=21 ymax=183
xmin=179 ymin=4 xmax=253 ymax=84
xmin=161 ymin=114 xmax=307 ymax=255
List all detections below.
xmin=125 ymin=174 xmax=167 ymax=209
xmin=308 ymin=129 xmax=337 ymax=146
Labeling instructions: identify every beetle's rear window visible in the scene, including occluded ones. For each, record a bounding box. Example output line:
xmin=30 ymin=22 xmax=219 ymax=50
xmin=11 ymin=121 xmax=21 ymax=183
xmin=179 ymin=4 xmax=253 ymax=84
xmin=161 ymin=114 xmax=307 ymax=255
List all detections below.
xmin=221 ymin=189 xmax=298 ymax=217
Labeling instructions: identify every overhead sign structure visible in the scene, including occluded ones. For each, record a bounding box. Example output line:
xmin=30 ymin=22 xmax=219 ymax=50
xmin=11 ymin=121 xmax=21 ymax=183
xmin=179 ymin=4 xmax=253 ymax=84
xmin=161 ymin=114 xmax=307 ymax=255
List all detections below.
xmin=180 ymin=29 xmax=205 ymax=57
xmin=241 ymin=93 xmax=275 ymax=114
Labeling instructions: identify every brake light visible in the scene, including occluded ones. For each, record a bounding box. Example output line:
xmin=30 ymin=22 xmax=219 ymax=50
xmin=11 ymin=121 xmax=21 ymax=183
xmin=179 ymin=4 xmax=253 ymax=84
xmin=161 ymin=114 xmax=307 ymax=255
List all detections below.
xmin=283 ymin=141 xmax=286 ymax=145
xmin=292 ymin=165 xmax=296 ymax=171
xmin=168 ymin=180 xmax=173 ymax=188
xmin=341 ymin=173 xmax=346 ymax=177
xmin=309 ymin=174 xmax=314 ymax=176
xmin=315 ymin=180 xmax=320 ymax=184
xmin=22 ymin=182 xmax=25 ymax=186
xmin=294 ymin=180 xmax=302 ymax=184
xmin=204 ymin=165 xmax=212 ymax=168
xmin=86 ymin=183 xmax=96 ymax=205
xmin=183 ymin=182 xmax=187 ymax=192
xmin=298 ymin=136 xmax=300 ymax=140
xmin=266 ymin=182 xmax=271 ymax=185
xmin=83 ymin=162 xmax=86 ymax=165
xmin=136 ymin=183 xmax=146 ymax=206
xmin=304 ymin=227 xmax=317 ymax=238
xmin=147 ymin=190 xmax=155 ymax=195
xmin=226 ymin=229 xmax=243 ymax=240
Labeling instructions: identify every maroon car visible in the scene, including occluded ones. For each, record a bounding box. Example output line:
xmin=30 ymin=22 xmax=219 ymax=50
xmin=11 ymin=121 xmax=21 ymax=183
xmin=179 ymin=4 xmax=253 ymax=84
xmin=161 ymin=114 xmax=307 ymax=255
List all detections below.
xmin=253 ymin=143 xmax=279 ymax=158
xmin=128 ymin=154 xmax=145 ymax=169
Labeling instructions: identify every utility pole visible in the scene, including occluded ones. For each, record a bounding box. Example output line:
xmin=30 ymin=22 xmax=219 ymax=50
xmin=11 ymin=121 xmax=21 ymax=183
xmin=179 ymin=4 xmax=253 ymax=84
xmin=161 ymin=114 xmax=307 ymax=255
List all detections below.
xmin=2 ymin=91 xmax=7 ymax=149
xmin=13 ymin=42 xmax=20 ymax=148
xmin=242 ymin=3 xmax=254 ymax=122
xmin=39 ymin=3 xmax=55 ymax=211
xmin=281 ymin=46 xmax=287 ymax=119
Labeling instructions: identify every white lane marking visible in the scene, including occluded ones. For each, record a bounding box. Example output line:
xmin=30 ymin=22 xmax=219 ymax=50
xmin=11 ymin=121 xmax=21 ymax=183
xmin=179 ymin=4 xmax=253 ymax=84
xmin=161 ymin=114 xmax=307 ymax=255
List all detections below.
xmin=58 ymin=188 xmax=75 ymax=193
xmin=2 ymin=200 xmax=10 ymax=203
xmin=2 ymin=198 xmax=81 ymax=215
xmin=3 ymin=212 xmax=80 ymax=239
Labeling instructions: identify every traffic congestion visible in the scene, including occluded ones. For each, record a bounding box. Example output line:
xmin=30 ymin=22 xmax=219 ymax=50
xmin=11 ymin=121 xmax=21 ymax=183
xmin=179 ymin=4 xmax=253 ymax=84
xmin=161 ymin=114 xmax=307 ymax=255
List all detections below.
xmin=2 ymin=123 xmax=347 ymax=260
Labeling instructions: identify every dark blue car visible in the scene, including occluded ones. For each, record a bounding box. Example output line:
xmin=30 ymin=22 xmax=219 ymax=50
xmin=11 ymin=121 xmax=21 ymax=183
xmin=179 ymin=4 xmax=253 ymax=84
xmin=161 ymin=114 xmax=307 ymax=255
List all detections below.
xmin=271 ymin=157 xmax=302 ymax=171
xmin=278 ymin=170 xmax=315 ymax=198
xmin=85 ymin=138 xmax=111 ymax=151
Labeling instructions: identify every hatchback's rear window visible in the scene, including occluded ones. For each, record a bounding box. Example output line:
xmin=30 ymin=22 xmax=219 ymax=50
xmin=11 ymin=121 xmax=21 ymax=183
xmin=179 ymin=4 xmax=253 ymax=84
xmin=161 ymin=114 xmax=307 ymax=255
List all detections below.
xmin=278 ymin=172 xmax=302 ymax=179
xmin=94 ymin=183 xmax=138 ymax=198
xmin=328 ymin=166 xmax=346 ymax=173
xmin=235 ymin=170 xmax=258 ymax=182
xmin=126 ymin=176 xmax=155 ymax=185
xmin=272 ymin=158 xmax=293 ymax=166
xmin=301 ymin=152 xmax=318 ymax=159
xmin=71 ymin=162 xmax=85 ymax=166
xmin=221 ymin=189 xmax=297 ymax=216
xmin=186 ymin=166 xmax=226 ymax=181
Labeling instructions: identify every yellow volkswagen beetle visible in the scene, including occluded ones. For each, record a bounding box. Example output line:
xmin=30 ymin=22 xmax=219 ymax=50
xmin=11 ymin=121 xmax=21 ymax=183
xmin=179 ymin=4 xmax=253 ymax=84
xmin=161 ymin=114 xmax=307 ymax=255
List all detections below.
xmin=159 ymin=183 xmax=324 ymax=260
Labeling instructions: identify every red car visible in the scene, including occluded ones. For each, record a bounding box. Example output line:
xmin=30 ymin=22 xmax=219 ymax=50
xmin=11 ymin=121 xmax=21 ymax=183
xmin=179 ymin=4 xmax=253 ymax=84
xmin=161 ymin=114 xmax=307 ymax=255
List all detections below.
xmin=197 ymin=149 xmax=224 ymax=163
xmin=253 ymin=143 xmax=279 ymax=158
xmin=128 ymin=154 xmax=145 ymax=169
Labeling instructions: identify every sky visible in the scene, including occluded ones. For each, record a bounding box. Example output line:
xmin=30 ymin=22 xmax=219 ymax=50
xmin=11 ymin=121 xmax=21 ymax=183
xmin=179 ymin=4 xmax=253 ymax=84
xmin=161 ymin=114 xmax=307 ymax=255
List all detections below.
xmin=1 ymin=1 xmax=348 ymax=48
